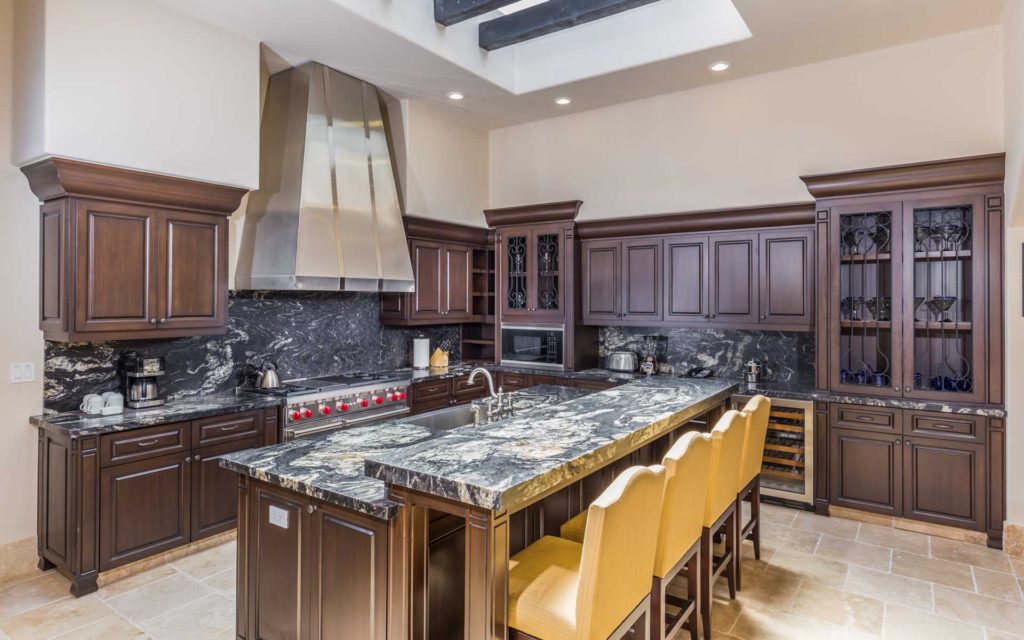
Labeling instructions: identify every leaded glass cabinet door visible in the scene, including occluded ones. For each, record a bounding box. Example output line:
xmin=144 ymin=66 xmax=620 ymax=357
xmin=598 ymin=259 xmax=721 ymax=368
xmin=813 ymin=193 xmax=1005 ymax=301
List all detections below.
xmin=531 ymin=228 xmax=566 ymax=321
xmin=501 ymin=227 xmax=532 ymax=320
xmin=901 ymin=194 xmax=986 ymax=403
xmin=829 ymin=202 xmax=904 ymax=397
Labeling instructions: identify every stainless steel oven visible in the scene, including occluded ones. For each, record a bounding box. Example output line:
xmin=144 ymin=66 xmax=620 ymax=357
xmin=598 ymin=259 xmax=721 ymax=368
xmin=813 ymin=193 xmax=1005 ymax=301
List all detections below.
xmin=500 ymin=324 xmax=564 ymax=370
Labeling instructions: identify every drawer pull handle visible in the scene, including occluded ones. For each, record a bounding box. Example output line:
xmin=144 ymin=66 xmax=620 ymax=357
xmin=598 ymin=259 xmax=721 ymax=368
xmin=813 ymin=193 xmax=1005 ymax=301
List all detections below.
xmin=931 ymin=423 xmax=954 ymax=430
xmin=219 ymin=424 xmax=241 ymax=432
xmin=136 ymin=439 xmax=161 ymax=447
xmin=854 ymin=416 xmax=876 ymax=422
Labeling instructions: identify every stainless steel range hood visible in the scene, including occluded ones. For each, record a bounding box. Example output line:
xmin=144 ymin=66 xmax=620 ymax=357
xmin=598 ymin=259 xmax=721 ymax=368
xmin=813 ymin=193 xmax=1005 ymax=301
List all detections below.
xmin=236 ymin=62 xmax=414 ymax=292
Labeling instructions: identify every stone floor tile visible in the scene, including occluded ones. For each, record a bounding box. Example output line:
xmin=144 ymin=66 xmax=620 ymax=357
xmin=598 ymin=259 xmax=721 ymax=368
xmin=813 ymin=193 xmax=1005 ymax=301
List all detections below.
xmin=759 ymin=503 xmax=799 ymax=527
xmin=99 ymin=564 xmax=178 ymax=601
xmin=203 ymin=568 xmax=236 ymax=594
xmin=1010 ymin=557 xmax=1024 ymax=578
xmin=140 ymin=593 xmax=234 ymax=640
xmin=769 ymin=549 xmax=849 ymax=588
xmin=883 ymin=604 xmax=984 ymax=640
xmin=729 ymin=608 xmax=828 ymax=640
xmin=760 ymin=523 xmax=822 ymax=555
xmin=844 ymin=566 xmax=933 ymax=612
xmin=891 ymin=550 xmax=975 ymax=591
xmin=816 ymin=535 xmax=892 ymax=572
xmin=792 ymin=512 xmax=861 ymax=540
xmin=710 ymin=594 xmax=744 ymax=633
xmin=973 ymin=567 xmax=1024 ymax=602
xmin=169 ymin=542 xmax=235 ymax=580
xmin=105 ymin=572 xmax=214 ymax=624
xmin=857 ymin=523 xmax=930 ymax=556
xmin=51 ymin=614 xmax=148 ymax=640
xmin=932 ymin=585 xmax=1024 ymax=634
xmin=0 ymin=593 xmax=114 ymax=640
xmin=985 ymin=629 xmax=1024 ymax=640
xmin=930 ymin=537 xmax=1013 ymax=573
xmin=714 ymin=565 xmax=803 ymax=613
xmin=787 ymin=584 xmax=884 ymax=635
xmin=0 ymin=571 xmax=71 ymax=618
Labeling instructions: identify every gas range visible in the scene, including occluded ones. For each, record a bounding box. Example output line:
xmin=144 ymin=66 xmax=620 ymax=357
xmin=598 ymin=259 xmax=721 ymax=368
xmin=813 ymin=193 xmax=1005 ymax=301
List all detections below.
xmin=248 ymin=372 xmax=411 ymax=440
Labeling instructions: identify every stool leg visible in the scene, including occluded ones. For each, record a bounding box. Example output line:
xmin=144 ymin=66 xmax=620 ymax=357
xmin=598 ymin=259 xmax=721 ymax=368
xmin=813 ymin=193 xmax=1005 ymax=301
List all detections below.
xmin=688 ymin=548 xmax=700 ymax=640
xmin=735 ymin=496 xmax=743 ymax=592
xmin=725 ymin=510 xmax=737 ymax=600
xmin=752 ymin=481 xmax=762 ymax=561
xmin=700 ymin=526 xmax=713 ymax=640
xmin=650 ymin=575 xmax=664 ymax=640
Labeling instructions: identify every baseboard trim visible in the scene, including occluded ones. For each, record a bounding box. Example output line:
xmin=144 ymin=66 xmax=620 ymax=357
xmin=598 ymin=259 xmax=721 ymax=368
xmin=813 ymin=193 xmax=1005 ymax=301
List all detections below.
xmin=829 ymin=506 xmax=989 ymax=546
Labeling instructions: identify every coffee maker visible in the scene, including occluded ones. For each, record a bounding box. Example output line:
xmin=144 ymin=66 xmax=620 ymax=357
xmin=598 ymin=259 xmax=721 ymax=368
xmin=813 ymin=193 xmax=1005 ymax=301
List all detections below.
xmin=122 ymin=355 xmax=166 ymax=409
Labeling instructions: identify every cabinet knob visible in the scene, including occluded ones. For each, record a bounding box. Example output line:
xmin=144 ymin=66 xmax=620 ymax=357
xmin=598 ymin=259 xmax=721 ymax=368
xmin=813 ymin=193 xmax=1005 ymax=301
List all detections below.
xmin=306 ymin=504 xmax=316 ymax=514
xmin=895 ymin=439 xmax=902 ymax=446
xmin=159 ymin=318 xmax=167 ymax=324
xmin=761 ymin=314 xmax=767 ymax=320
xmin=905 ymin=440 xmax=911 ymax=447
xmin=194 ymin=454 xmax=202 ymax=462
xmin=893 ymin=386 xmax=900 ymax=392
xmin=904 ymin=386 xmax=912 ymax=392
xmin=150 ymin=318 xmax=157 ymax=324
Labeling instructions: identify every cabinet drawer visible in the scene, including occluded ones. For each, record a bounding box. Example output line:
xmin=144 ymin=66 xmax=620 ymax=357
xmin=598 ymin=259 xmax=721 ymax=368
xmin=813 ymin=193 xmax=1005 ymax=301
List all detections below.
xmin=499 ymin=373 xmax=528 ymax=390
xmin=100 ymin=422 xmax=190 ymax=467
xmin=192 ymin=410 xmax=262 ymax=447
xmin=529 ymin=374 xmax=561 ymax=387
xmin=410 ymin=396 xmax=451 ymax=416
xmin=411 ymin=380 xmax=451 ymax=401
xmin=830 ymin=404 xmax=900 ymax=433
xmin=904 ymin=411 xmax=984 ymax=443
xmin=572 ymin=379 xmax=617 ymax=391
xmin=453 ymin=375 xmax=485 ymax=396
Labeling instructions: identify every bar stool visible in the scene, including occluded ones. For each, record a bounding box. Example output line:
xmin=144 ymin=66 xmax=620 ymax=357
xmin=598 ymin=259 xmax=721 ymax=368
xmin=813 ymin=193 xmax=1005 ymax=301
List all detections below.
xmin=560 ymin=432 xmax=713 ymax=640
xmin=700 ymin=410 xmax=746 ymax=639
xmin=508 ymin=465 xmax=666 ymax=640
xmin=735 ymin=395 xmax=771 ymax=591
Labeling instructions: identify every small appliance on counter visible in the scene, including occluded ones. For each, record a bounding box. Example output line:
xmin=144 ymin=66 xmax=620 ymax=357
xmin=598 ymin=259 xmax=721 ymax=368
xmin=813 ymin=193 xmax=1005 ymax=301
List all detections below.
xmin=122 ymin=355 xmax=166 ymax=409
xmin=412 ymin=338 xmax=430 ymax=370
xmin=606 ymin=351 xmax=639 ymax=373
xmin=743 ymin=360 xmax=764 ymax=384
xmin=256 ymin=361 xmax=282 ymax=389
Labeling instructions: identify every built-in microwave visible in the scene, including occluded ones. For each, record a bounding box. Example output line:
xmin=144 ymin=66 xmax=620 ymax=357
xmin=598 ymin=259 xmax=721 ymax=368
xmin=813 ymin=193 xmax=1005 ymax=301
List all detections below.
xmin=500 ymin=324 xmax=565 ymax=370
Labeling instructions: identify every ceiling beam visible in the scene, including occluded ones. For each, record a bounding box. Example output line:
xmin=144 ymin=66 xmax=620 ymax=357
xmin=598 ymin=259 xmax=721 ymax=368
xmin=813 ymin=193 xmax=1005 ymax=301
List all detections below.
xmin=478 ymin=0 xmax=661 ymax=51
xmin=434 ymin=0 xmax=522 ymax=27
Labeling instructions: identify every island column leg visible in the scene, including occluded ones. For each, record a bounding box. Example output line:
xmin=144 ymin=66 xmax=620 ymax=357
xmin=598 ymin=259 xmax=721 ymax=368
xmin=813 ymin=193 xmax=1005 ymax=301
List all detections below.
xmin=465 ymin=507 xmax=510 ymax=640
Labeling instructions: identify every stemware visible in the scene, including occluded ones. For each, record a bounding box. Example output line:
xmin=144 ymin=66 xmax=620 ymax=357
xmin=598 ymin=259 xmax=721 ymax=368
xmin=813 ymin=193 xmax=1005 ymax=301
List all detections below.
xmin=926 ymin=296 xmax=957 ymax=323
xmin=913 ymin=296 xmax=926 ymax=320
xmin=865 ymin=296 xmax=891 ymax=322
xmin=913 ymin=222 xmax=932 ymax=252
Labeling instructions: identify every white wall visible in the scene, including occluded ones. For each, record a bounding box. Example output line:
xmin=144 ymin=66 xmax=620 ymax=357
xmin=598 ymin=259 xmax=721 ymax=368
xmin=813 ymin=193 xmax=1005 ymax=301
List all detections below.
xmin=489 ymin=27 xmax=1004 ymax=218
xmin=13 ymin=0 xmax=260 ymax=188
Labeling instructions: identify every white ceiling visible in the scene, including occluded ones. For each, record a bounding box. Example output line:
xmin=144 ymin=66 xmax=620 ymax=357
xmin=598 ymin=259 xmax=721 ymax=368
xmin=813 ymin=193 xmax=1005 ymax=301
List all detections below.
xmin=156 ymin=0 xmax=1007 ymax=129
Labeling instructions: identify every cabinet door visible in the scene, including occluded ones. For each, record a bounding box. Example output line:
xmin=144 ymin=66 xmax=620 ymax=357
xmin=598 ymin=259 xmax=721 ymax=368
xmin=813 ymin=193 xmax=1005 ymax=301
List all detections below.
xmin=99 ymin=451 xmax=190 ymax=570
xmin=621 ymin=238 xmax=662 ymax=323
xmin=501 ymin=227 xmax=532 ymax=320
xmin=663 ymin=235 xmax=709 ymax=324
xmin=411 ymin=240 xmax=444 ymax=320
xmin=247 ymin=484 xmax=308 ymax=640
xmin=442 ymin=243 xmax=472 ymax=320
xmin=191 ymin=437 xmax=263 ymax=541
xmin=307 ymin=503 xmax=389 ymax=640
xmin=829 ymin=428 xmax=902 ymax=516
xmin=532 ymin=228 xmax=566 ymax=321
xmin=581 ymin=240 xmax=620 ymax=324
xmin=74 ymin=200 xmax=159 ymax=333
xmin=903 ymin=436 xmax=985 ymax=531
xmin=709 ymin=232 xmax=758 ymax=324
xmin=759 ymin=228 xmax=813 ymax=326
xmin=157 ymin=210 xmax=227 ymax=330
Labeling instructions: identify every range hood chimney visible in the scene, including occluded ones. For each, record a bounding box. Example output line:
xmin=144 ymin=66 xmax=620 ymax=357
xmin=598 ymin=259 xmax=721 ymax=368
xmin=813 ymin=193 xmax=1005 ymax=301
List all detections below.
xmin=236 ymin=62 xmax=414 ymax=292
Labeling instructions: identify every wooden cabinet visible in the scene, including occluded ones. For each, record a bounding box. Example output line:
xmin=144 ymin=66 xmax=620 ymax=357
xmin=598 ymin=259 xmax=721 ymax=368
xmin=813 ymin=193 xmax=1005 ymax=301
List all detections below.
xmin=37 ymin=406 xmax=277 ymax=596
xmin=499 ymin=223 xmax=568 ymax=322
xmin=381 ymin=239 xmax=479 ymax=325
xmin=581 ymin=239 xmax=662 ymax=324
xmin=581 ymin=227 xmax=813 ymax=330
xmin=828 ymin=403 xmax=988 ymax=532
xmin=239 ymin=479 xmax=388 ymax=640
xmin=23 ymin=158 xmax=243 ymax=342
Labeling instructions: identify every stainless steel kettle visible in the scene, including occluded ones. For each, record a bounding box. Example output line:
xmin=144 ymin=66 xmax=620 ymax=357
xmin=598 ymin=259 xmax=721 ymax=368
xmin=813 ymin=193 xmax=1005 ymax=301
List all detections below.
xmin=743 ymin=360 xmax=763 ymax=384
xmin=257 ymin=361 xmax=282 ymax=389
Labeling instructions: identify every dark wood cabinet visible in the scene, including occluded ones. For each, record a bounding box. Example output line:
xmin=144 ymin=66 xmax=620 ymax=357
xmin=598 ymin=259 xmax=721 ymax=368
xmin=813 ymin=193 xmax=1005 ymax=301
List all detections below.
xmin=903 ymin=436 xmax=985 ymax=530
xmin=442 ymin=243 xmax=473 ymax=321
xmin=709 ymin=232 xmax=758 ymax=325
xmin=580 ymin=240 xmax=620 ymax=324
xmin=759 ymin=228 xmax=814 ymax=325
xmin=581 ymin=239 xmax=662 ymax=324
xmin=499 ymin=224 xmax=567 ymax=322
xmin=23 ymin=158 xmax=243 ymax=342
xmin=192 ymin=436 xmax=265 ymax=540
xmin=412 ymin=240 xmax=444 ymax=320
xmin=664 ymin=235 xmax=709 ymax=325
xmin=829 ymin=428 xmax=902 ymax=516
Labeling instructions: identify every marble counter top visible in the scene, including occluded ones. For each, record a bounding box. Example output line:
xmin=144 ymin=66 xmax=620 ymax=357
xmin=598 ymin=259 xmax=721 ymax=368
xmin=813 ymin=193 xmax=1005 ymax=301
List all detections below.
xmin=29 ymin=392 xmax=282 ymax=438
xmin=364 ymin=377 xmax=737 ymax=513
xmin=384 ymin=364 xmax=635 ymax=385
xmin=219 ymin=385 xmax=592 ymax=519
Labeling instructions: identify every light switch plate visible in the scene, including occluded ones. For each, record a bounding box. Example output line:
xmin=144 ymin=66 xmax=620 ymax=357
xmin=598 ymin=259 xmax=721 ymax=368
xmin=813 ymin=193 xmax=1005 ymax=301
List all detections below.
xmin=268 ymin=505 xmax=290 ymax=529
xmin=9 ymin=363 xmax=35 ymax=384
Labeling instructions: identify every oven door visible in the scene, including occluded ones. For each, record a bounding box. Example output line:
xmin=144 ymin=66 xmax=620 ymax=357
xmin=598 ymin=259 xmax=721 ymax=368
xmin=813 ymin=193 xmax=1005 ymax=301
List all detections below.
xmin=500 ymin=324 xmax=565 ymax=370
xmin=283 ymin=406 xmax=410 ymax=441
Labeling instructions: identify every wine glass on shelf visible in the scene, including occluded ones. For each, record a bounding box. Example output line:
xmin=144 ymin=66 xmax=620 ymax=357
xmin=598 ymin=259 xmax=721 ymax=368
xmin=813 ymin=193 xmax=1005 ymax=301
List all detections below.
xmin=926 ymin=296 xmax=957 ymax=323
xmin=913 ymin=222 xmax=931 ymax=252
xmin=913 ymin=297 xmax=926 ymax=321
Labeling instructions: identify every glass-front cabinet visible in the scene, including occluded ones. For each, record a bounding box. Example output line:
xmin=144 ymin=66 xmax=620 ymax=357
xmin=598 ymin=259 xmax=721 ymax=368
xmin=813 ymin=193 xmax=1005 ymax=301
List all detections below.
xmin=827 ymin=193 xmax=990 ymax=403
xmin=500 ymin=224 xmax=566 ymax=322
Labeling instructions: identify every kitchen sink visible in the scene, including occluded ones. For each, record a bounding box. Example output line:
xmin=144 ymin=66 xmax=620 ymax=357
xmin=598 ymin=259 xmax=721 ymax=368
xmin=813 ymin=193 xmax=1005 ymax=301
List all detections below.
xmin=398 ymin=403 xmax=482 ymax=431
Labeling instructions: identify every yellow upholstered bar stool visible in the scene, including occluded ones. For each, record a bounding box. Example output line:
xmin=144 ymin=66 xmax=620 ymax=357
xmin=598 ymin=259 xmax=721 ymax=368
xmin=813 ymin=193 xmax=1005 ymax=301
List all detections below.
xmin=508 ymin=465 xmax=666 ymax=640
xmin=699 ymin=410 xmax=746 ymax=639
xmin=560 ymin=432 xmax=714 ymax=640
xmin=735 ymin=395 xmax=772 ymax=591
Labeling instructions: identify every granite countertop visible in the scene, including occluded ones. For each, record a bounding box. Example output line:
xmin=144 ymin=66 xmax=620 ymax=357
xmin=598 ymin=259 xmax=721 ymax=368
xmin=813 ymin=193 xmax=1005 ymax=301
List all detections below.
xmin=219 ymin=384 xmax=592 ymax=520
xmin=29 ymin=392 xmax=282 ymax=437
xmin=364 ymin=377 xmax=737 ymax=513
xmin=382 ymin=364 xmax=637 ymax=385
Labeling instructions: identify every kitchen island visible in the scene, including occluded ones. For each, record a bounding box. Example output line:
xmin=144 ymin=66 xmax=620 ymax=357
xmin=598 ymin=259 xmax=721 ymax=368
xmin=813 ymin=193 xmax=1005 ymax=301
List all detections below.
xmin=224 ymin=377 xmax=735 ymax=639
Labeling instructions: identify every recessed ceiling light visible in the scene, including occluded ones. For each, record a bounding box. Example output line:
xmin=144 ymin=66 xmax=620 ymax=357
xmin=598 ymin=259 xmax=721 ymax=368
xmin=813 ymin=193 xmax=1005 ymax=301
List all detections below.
xmin=554 ymin=97 xmax=572 ymax=106
xmin=708 ymin=61 xmax=731 ymax=72
xmin=447 ymin=91 xmax=466 ymax=101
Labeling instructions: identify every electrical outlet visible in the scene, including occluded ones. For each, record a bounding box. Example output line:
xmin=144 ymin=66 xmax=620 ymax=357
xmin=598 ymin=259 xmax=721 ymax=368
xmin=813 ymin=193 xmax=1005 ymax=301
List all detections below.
xmin=10 ymin=363 xmax=35 ymax=384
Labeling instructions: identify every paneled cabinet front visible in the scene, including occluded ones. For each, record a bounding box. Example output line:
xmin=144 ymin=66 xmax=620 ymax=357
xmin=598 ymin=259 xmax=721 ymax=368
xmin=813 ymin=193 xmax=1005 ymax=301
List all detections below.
xmin=581 ymin=239 xmax=662 ymax=325
xmin=380 ymin=240 xmax=474 ymax=325
xmin=500 ymin=224 xmax=567 ymax=322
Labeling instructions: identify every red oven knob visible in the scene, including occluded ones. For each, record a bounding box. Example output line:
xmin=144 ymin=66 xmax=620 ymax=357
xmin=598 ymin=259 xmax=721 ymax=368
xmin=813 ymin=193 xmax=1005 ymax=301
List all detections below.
xmin=320 ymin=405 xmax=331 ymax=416
xmin=359 ymin=398 xmax=369 ymax=408
xmin=338 ymin=402 xmax=350 ymax=412
xmin=389 ymin=392 xmax=398 ymax=402
xmin=374 ymin=395 xmax=384 ymax=405
xmin=290 ymin=410 xmax=302 ymax=421
xmin=302 ymin=408 xmax=314 ymax=419
xmin=399 ymin=391 xmax=406 ymax=400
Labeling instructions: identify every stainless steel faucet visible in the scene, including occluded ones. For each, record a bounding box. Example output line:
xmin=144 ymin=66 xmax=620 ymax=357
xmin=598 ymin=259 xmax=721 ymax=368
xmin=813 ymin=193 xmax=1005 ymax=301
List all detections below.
xmin=468 ymin=368 xmax=513 ymax=421
xmin=468 ymin=368 xmax=498 ymax=399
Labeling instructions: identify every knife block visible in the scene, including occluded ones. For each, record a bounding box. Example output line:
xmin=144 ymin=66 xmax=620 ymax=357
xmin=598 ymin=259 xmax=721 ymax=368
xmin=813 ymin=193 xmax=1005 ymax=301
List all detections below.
xmin=429 ymin=348 xmax=449 ymax=369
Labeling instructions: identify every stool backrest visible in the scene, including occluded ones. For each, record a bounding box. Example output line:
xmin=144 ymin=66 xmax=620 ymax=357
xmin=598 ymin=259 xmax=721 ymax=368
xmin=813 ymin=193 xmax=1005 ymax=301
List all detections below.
xmin=703 ymin=410 xmax=746 ymax=527
xmin=577 ymin=464 xmax=666 ymax=639
xmin=653 ymin=430 xmax=713 ymax=578
xmin=739 ymin=395 xmax=772 ymax=487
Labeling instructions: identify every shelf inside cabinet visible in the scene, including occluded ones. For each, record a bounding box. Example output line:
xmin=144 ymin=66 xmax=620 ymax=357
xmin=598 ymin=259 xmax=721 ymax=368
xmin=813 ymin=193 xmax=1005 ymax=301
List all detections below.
xmin=840 ymin=253 xmax=892 ymax=263
xmin=913 ymin=321 xmax=973 ymax=331
xmin=913 ymin=250 xmax=972 ymax=260
xmin=762 ymin=468 xmax=804 ymax=481
xmin=839 ymin=320 xmax=892 ymax=329
xmin=765 ymin=442 xmax=805 ymax=455
xmin=767 ymin=421 xmax=804 ymax=434
xmin=462 ymin=339 xmax=495 ymax=345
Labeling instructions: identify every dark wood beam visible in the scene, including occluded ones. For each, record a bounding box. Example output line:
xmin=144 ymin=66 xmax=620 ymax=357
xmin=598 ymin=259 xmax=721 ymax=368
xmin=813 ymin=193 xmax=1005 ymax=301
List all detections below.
xmin=434 ymin=0 xmax=521 ymax=27
xmin=478 ymin=0 xmax=660 ymax=51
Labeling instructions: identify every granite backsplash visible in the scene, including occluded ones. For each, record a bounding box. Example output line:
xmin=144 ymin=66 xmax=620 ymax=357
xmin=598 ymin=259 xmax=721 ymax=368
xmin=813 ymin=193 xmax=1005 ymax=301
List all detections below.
xmin=44 ymin=291 xmax=460 ymax=412
xmin=599 ymin=326 xmax=814 ymax=385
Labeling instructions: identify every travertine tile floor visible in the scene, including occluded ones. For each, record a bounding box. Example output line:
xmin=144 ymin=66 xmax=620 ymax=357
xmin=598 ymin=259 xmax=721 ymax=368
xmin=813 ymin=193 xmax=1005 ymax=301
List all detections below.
xmin=0 ymin=504 xmax=1021 ymax=639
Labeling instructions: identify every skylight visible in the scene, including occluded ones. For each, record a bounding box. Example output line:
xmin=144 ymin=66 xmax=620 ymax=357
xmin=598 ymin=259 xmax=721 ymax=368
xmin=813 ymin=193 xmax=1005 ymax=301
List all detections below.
xmin=497 ymin=0 xmax=550 ymax=16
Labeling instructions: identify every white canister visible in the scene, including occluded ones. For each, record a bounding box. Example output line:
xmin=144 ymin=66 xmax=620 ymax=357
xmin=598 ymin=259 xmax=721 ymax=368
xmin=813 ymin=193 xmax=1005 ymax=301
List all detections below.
xmin=412 ymin=338 xmax=430 ymax=370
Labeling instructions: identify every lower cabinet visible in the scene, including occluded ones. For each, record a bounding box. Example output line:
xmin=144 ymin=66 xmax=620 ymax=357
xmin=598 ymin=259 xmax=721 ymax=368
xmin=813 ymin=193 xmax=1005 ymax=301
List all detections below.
xmin=242 ymin=480 xmax=388 ymax=640
xmin=192 ymin=436 xmax=266 ymax=540
xmin=829 ymin=403 xmax=987 ymax=532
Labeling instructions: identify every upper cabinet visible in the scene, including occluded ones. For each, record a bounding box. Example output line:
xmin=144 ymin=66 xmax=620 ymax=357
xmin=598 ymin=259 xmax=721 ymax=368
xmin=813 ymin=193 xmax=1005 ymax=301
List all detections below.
xmin=581 ymin=227 xmax=814 ymax=331
xmin=499 ymin=224 xmax=567 ymax=322
xmin=803 ymin=153 xmax=1004 ymax=405
xmin=24 ymin=158 xmax=245 ymax=342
